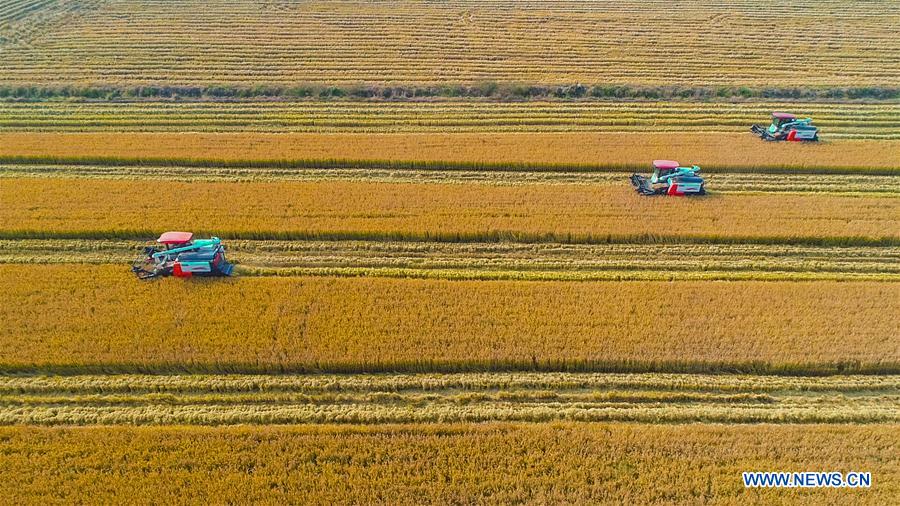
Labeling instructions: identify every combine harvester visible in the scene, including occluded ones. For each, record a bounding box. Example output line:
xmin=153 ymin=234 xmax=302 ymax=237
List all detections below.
xmin=631 ymin=160 xmax=706 ymax=196
xmin=751 ymin=112 xmax=819 ymax=141
xmin=132 ymin=231 xmax=234 ymax=279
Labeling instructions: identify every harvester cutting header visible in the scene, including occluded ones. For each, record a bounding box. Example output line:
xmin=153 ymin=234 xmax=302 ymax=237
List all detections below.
xmin=132 ymin=231 xmax=234 ymax=279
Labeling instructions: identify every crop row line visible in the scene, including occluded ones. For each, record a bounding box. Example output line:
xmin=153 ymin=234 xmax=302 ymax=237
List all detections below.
xmin=2 ymin=239 xmax=898 ymax=282
xmin=3 ymin=165 xmax=898 ymax=194
xmin=1 ymin=155 xmax=895 ymax=175
xmin=2 ymin=266 xmax=897 ymax=376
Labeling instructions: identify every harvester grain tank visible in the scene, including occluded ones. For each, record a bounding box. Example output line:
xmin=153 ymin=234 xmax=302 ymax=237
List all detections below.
xmin=630 ymin=160 xmax=706 ymax=196
xmin=132 ymin=231 xmax=234 ymax=279
xmin=751 ymin=112 xmax=819 ymax=141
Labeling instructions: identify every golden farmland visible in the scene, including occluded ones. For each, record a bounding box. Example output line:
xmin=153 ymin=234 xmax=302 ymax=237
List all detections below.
xmin=2 ymin=0 xmax=898 ymax=87
xmin=1 ymin=372 xmax=897 ymax=425
xmin=1 ymin=423 xmax=897 ymax=504
xmin=2 ymin=0 xmax=899 ymax=501
xmin=1 ymin=101 xmax=898 ymax=138
xmin=3 ymin=178 xmax=898 ymax=243
xmin=1 ymin=265 xmax=896 ymax=374
xmin=3 ymin=132 xmax=900 ymax=172
xmin=4 ymin=239 xmax=897 ymax=281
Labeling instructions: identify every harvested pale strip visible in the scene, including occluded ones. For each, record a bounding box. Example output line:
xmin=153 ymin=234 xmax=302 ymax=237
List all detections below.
xmin=1 ymin=132 xmax=898 ymax=171
xmin=1 ymin=101 xmax=897 ymax=138
xmin=2 ymin=240 xmax=898 ymax=282
xmin=2 ymin=0 xmax=898 ymax=86
xmin=0 ymin=265 xmax=896 ymax=373
xmin=3 ymin=372 xmax=896 ymax=395
xmin=1 ymin=424 xmax=896 ymax=503
xmin=0 ymin=372 xmax=896 ymax=425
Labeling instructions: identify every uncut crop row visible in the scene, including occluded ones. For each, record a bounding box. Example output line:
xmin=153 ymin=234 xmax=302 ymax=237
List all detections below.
xmin=1 ymin=423 xmax=897 ymax=503
xmin=1 ymin=101 xmax=898 ymax=138
xmin=2 ymin=0 xmax=898 ymax=86
xmin=2 ymin=178 xmax=897 ymax=245
xmin=1 ymin=265 xmax=897 ymax=374
xmin=3 ymin=239 xmax=898 ymax=282
xmin=3 ymin=132 xmax=898 ymax=173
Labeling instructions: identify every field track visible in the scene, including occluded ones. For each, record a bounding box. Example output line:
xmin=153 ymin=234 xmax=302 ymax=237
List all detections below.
xmin=1 ymin=423 xmax=897 ymax=503
xmin=4 ymin=165 xmax=900 ymax=195
xmin=3 ymin=239 xmax=898 ymax=282
xmin=2 ymin=265 xmax=897 ymax=374
xmin=1 ymin=101 xmax=897 ymax=138
xmin=2 ymin=132 xmax=898 ymax=172
xmin=1 ymin=373 xmax=896 ymax=425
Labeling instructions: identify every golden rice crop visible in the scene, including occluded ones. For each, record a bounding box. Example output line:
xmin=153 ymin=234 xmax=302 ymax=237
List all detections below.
xmin=1 ymin=101 xmax=897 ymax=138
xmin=2 ymin=178 xmax=897 ymax=244
xmin=1 ymin=423 xmax=896 ymax=504
xmin=1 ymin=132 xmax=898 ymax=172
xmin=2 ymin=0 xmax=898 ymax=87
xmin=0 ymin=265 xmax=896 ymax=374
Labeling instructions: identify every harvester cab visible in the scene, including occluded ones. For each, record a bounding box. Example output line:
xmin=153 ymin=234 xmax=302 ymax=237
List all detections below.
xmin=631 ymin=160 xmax=706 ymax=196
xmin=132 ymin=231 xmax=234 ymax=280
xmin=751 ymin=112 xmax=818 ymax=141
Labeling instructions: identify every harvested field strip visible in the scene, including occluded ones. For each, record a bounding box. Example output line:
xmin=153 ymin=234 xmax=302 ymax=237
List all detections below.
xmin=1 ymin=101 xmax=898 ymax=138
xmin=2 ymin=133 xmax=897 ymax=173
xmin=3 ymin=240 xmax=898 ymax=282
xmin=0 ymin=373 xmax=897 ymax=425
xmin=2 ymin=178 xmax=897 ymax=246
xmin=3 ymin=0 xmax=899 ymax=87
xmin=6 ymin=372 xmax=896 ymax=394
xmin=4 ymin=165 xmax=899 ymax=195
xmin=1 ymin=424 xmax=897 ymax=503
xmin=1 ymin=265 xmax=897 ymax=374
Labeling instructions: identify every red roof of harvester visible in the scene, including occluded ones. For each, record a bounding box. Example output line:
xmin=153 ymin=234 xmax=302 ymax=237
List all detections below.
xmin=772 ymin=112 xmax=796 ymax=119
xmin=652 ymin=160 xmax=680 ymax=170
xmin=157 ymin=231 xmax=193 ymax=244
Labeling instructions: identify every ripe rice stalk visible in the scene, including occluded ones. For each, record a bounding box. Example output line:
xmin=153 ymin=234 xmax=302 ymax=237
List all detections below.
xmin=0 ymin=423 xmax=896 ymax=503
xmin=0 ymin=265 xmax=896 ymax=375
xmin=2 ymin=179 xmax=898 ymax=246
xmin=0 ymin=133 xmax=898 ymax=173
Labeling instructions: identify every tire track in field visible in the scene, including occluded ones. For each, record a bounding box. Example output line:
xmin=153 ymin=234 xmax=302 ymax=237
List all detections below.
xmin=3 ymin=164 xmax=899 ymax=194
xmin=2 ymin=239 xmax=898 ymax=282
xmin=1 ymin=372 xmax=897 ymax=425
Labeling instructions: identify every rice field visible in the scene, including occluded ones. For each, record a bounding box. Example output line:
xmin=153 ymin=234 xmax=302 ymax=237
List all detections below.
xmin=2 ymin=132 xmax=899 ymax=173
xmin=3 ymin=178 xmax=897 ymax=245
xmin=2 ymin=1 xmax=899 ymax=501
xmin=1 ymin=372 xmax=897 ymax=425
xmin=2 ymin=0 xmax=898 ymax=87
xmin=4 ymin=164 xmax=900 ymax=195
xmin=1 ymin=265 xmax=896 ymax=374
xmin=3 ymin=239 xmax=898 ymax=282
xmin=1 ymin=100 xmax=898 ymax=138
xmin=0 ymin=373 xmax=900 ymax=425
xmin=1 ymin=423 xmax=897 ymax=504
